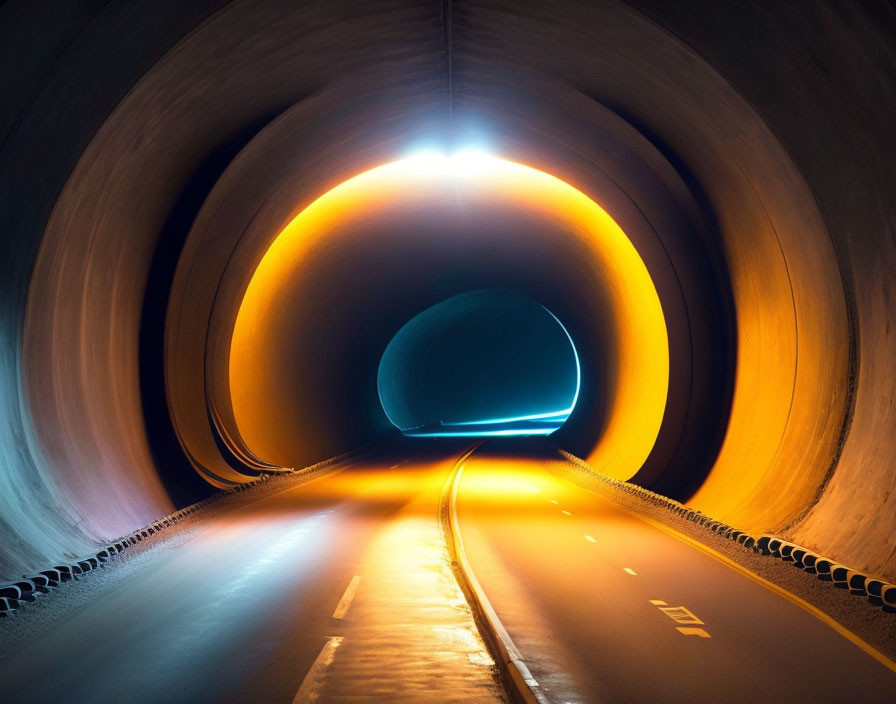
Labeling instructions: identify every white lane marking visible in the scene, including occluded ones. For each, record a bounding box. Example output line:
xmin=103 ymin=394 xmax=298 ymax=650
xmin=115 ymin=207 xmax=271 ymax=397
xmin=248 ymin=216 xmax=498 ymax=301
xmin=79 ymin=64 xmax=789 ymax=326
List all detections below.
xmin=292 ymin=636 xmax=344 ymax=703
xmin=623 ymin=567 xmax=637 ymax=575
xmin=549 ymin=499 xmax=558 ymax=504
xmin=332 ymin=576 xmax=360 ymax=619
xmin=584 ymin=535 xmax=596 ymax=543
xmin=561 ymin=510 xmax=572 ymax=516
xmin=528 ymin=485 xmax=541 ymax=492
xmin=390 ymin=459 xmax=407 ymax=469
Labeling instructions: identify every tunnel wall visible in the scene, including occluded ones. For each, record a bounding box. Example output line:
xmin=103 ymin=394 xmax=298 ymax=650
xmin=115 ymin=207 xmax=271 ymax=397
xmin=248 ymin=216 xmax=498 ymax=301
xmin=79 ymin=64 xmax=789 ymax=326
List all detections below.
xmin=0 ymin=0 xmax=229 ymax=577
xmin=220 ymin=154 xmax=669 ymax=479
xmin=635 ymin=0 xmax=896 ymax=572
xmin=1 ymin=0 xmax=894 ymax=581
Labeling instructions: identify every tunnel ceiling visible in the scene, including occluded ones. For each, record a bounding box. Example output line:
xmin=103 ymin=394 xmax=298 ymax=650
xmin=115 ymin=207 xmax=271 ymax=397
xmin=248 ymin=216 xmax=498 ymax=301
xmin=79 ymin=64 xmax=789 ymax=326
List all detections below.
xmin=2 ymin=0 xmax=895 ymax=583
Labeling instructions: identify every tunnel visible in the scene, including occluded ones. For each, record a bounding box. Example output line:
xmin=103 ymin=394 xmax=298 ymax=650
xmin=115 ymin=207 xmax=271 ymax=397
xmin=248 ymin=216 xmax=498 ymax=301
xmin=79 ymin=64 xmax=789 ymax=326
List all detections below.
xmin=376 ymin=288 xmax=583 ymax=437
xmin=1 ymin=1 xmax=895 ymax=701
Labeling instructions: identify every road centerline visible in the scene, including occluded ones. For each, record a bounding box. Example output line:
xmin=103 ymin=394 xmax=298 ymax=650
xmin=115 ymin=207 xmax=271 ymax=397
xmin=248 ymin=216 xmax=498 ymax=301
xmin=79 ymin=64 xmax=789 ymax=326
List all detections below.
xmin=332 ymin=575 xmax=360 ymax=619
xmin=292 ymin=636 xmax=344 ymax=703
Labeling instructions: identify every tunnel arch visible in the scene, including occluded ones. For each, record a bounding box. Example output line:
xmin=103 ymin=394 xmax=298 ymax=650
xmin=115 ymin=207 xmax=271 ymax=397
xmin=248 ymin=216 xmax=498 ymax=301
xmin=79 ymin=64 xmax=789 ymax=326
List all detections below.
xmin=4 ymin=0 xmax=895 ymax=585
xmin=225 ymin=155 xmax=668 ymax=474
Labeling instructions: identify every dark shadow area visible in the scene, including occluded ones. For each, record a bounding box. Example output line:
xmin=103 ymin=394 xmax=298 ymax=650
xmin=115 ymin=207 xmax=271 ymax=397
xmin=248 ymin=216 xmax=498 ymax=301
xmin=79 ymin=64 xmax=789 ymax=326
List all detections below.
xmin=138 ymin=112 xmax=287 ymax=504
xmin=595 ymin=102 xmax=737 ymax=503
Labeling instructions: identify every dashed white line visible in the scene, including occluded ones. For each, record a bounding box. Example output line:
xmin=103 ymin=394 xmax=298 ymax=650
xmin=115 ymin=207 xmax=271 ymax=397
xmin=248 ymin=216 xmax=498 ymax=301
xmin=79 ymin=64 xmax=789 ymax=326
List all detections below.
xmin=549 ymin=499 xmax=558 ymax=505
xmin=332 ymin=575 xmax=360 ymax=619
xmin=292 ymin=636 xmax=344 ymax=703
xmin=561 ymin=510 xmax=572 ymax=516
xmin=584 ymin=535 xmax=596 ymax=543
xmin=623 ymin=567 xmax=637 ymax=576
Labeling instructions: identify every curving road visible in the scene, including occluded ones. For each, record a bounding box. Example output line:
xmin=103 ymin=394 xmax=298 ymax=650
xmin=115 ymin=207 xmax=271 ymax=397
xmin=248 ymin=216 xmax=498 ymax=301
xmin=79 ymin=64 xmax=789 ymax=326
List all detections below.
xmin=0 ymin=444 xmax=502 ymax=704
xmin=2 ymin=440 xmax=895 ymax=703
xmin=455 ymin=445 xmax=896 ymax=703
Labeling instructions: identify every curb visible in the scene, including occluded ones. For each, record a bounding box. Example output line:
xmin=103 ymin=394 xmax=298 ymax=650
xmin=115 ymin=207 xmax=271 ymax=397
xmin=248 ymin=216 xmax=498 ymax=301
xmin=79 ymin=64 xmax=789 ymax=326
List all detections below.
xmin=439 ymin=446 xmax=548 ymax=704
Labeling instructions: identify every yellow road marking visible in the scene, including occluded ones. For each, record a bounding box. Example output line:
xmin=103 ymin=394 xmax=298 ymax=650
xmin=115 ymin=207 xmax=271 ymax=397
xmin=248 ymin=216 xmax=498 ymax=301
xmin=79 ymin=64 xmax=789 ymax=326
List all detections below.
xmin=332 ymin=575 xmax=360 ymax=619
xmin=561 ymin=510 xmax=572 ymax=516
xmin=292 ymin=636 xmax=344 ymax=703
xmin=677 ymin=627 xmax=711 ymax=638
xmin=549 ymin=499 xmax=558 ymax=504
xmin=659 ymin=605 xmax=704 ymax=625
xmin=649 ymin=600 xmax=667 ymax=606
xmin=623 ymin=568 xmax=637 ymax=575
xmin=584 ymin=535 xmax=596 ymax=543
xmin=620 ymin=504 xmax=896 ymax=674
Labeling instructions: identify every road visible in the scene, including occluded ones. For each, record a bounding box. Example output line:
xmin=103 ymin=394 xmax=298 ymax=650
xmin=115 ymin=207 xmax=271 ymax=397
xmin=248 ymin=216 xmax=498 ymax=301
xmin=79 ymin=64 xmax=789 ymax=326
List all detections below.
xmin=0 ymin=443 xmax=503 ymax=704
xmin=2 ymin=439 xmax=895 ymax=703
xmin=455 ymin=444 xmax=896 ymax=703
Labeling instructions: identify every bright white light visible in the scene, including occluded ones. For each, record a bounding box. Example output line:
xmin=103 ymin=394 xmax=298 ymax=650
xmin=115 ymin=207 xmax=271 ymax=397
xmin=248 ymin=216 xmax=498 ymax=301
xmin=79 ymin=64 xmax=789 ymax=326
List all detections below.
xmin=402 ymin=147 xmax=498 ymax=177
xmin=449 ymin=409 xmax=572 ymax=426
xmin=544 ymin=306 xmax=581 ymax=417
xmin=404 ymin=149 xmax=448 ymax=173
xmin=406 ymin=428 xmax=556 ymax=437
xmin=449 ymin=149 xmax=499 ymax=174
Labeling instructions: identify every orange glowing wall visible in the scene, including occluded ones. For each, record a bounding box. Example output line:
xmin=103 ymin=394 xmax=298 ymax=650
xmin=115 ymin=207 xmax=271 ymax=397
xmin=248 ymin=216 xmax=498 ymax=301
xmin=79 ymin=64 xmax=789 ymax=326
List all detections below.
xmin=229 ymin=155 xmax=669 ymax=481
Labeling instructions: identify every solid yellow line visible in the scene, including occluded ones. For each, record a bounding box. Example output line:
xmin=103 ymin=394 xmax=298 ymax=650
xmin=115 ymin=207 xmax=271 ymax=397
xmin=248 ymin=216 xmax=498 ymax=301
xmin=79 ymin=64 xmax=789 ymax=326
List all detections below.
xmin=677 ymin=627 xmax=711 ymax=638
xmin=619 ymin=505 xmax=896 ymax=675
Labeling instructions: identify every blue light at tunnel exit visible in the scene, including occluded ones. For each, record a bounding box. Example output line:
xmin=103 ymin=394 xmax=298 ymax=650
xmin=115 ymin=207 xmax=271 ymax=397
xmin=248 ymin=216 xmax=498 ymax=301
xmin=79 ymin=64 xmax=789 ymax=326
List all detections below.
xmin=378 ymin=290 xmax=582 ymax=439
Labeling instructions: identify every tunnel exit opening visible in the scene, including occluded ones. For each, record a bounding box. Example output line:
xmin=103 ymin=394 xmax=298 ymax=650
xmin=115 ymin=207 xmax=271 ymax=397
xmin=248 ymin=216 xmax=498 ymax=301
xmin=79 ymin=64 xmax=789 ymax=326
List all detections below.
xmin=377 ymin=290 xmax=581 ymax=438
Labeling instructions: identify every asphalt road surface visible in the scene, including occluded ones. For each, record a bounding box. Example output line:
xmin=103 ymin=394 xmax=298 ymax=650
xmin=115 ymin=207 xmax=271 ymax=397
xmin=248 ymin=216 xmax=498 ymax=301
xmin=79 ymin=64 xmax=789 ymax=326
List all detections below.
xmin=455 ymin=447 xmax=896 ymax=703
xmin=0 ymin=443 xmax=503 ymax=704
xmin=2 ymin=440 xmax=895 ymax=703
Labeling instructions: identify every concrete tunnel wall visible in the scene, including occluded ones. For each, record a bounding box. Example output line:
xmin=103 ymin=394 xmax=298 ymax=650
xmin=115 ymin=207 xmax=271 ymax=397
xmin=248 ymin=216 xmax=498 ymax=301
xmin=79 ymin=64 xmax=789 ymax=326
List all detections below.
xmin=0 ymin=0 xmax=894 ymax=582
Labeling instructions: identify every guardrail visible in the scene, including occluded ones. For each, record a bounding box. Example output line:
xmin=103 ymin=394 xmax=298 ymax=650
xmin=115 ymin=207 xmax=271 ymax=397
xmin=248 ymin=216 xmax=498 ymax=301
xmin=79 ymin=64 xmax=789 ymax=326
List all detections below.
xmin=1 ymin=447 xmax=359 ymax=619
xmin=556 ymin=448 xmax=896 ymax=615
